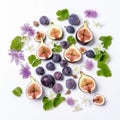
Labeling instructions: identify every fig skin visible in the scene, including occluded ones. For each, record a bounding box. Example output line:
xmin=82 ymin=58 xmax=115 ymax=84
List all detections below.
xmin=26 ymin=76 xmax=43 ymax=99
xmin=76 ymin=21 xmax=93 ymax=45
xmin=78 ymin=71 xmax=96 ymax=93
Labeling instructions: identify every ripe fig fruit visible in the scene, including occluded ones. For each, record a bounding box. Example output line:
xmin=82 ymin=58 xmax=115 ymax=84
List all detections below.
xmin=26 ymin=76 xmax=43 ymax=99
xmin=93 ymin=94 xmax=105 ymax=106
xmin=78 ymin=71 xmax=96 ymax=93
xmin=37 ymin=38 xmax=52 ymax=59
xmin=76 ymin=21 xmax=93 ymax=45
xmin=64 ymin=44 xmax=82 ymax=63
xmin=34 ymin=31 xmax=46 ymax=42
xmin=48 ymin=22 xmax=63 ymax=40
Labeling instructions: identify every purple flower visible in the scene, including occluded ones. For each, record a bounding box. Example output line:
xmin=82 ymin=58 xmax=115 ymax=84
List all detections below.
xmin=85 ymin=59 xmax=94 ymax=70
xmin=20 ymin=64 xmax=31 ymax=79
xmin=8 ymin=50 xmax=25 ymax=65
xmin=84 ymin=10 xmax=98 ymax=18
xmin=21 ymin=24 xmax=35 ymax=37
xmin=66 ymin=97 xmax=75 ymax=106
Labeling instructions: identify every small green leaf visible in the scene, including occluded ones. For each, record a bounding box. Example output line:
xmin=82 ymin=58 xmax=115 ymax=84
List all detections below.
xmin=99 ymin=36 xmax=112 ymax=49
xmin=43 ymin=100 xmax=54 ymax=111
xmin=97 ymin=62 xmax=112 ymax=77
xmin=67 ymin=35 xmax=76 ymax=45
xmin=12 ymin=87 xmax=23 ymax=97
xmin=42 ymin=97 xmax=49 ymax=104
xmin=28 ymin=55 xmax=36 ymax=64
xmin=56 ymin=9 xmax=69 ymax=21
xmin=32 ymin=59 xmax=41 ymax=67
xmin=10 ymin=36 xmax=24 ymax=51
xmin=53 ymin=93 xmax=65 ymax=107
xmin=52 ymin=44 xmax=62 ymax=52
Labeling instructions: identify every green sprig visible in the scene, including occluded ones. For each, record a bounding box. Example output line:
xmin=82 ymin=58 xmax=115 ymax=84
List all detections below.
xmin=12 ymin=87 xmax=23 ymax=97
xmin=52 ymin=44 xmax=62 ymax=52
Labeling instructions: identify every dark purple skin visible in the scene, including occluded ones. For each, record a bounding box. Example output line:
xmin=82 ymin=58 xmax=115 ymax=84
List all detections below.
xmin=52 ymin=83 xmax=63 ymax=93
xmin=41 ymin=74 xmax=55 ymax=88
xmin=39 ymin=16 xmax=49 ymax=25
xmin=62 ymin=67 xmax=72 ymax=76
xmin=46 ymin=62 xmax=55 ymax=71
xmin=52 ymin=53 xmax=62 ymax=63
xmin=85 ymin=50 xmax=95 ymax=58
xmin=60 ymin=60 xmax=68 ymax=67
xmin=66 ymin=78 xmax=76 ymax=89
xmin=36 ymin=66 xmax=45 ymax=75
xmin=54 ymin=71 xmax=64 ymax=81
xmin=60 ymin=41 xmax=70 ymax=49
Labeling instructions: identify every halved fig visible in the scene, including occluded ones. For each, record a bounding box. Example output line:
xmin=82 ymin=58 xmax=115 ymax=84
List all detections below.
xmin=76 ymin=21 xmax=93 ymax=45
xmin=26 ymin=76 xmax=43 ymax=99
xmin=93 ymin=94 xmax=105 ymax=105
xmin=78 ymin=71 xmax=96 ymax=93
xmin=37 ymin=38 xmax=52 ymax=59
xmin=34 ymin=31 xmax=46 ymax=42
xmin=48 ymin=22 xmax=63 ymax=40
xmin=64 ymin=44 xmax=82 ymax=63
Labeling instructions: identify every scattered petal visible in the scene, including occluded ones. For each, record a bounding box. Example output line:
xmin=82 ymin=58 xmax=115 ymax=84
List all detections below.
xmin=66 ymin=97 xmax=75 ymax=106
xmin=21 ymin=24 xmax=35 ymax=37
xmin=20 ymin=64 xmax=31 ymax=79
xmin=93 ymin=21 xmax=103 ymax=28
xmin=25 ymin=45 xmax=35 ymax=53
xmin=73 ymin=104 xmax=82 ymax=112
xmin=8 ymin=50 xmax=25 ymax=65
xmin=84 ymin=10 xmax=98 ymax=18
xmin=96 ymin=44 xmax=105 ymax=51
xmin=48 ymin=91 xmax=56 ymax=99
xmin=85 ymin=59 xmax=94 ymax=70
xmin=80 ymin=96 xmax=92 ymax=107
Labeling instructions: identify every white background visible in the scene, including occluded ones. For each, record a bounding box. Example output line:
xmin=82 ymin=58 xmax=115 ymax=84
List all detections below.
xmin=0 ymin=0 xmax=120 ymax=120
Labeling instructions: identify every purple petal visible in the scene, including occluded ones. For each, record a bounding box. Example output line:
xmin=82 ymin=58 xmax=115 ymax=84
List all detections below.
xmin=85 ymin=60 xmax=94 ymax=70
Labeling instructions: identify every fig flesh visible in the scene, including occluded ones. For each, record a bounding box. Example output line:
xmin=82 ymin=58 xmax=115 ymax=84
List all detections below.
xmin=37 ymin=39 xmax=52 ymax=59
xmin=76 ymin=21 xmax=93 ymax=45
xmin=78 ymin=71 xmax=96 ymax=93
xmin=26 ymin=76 xmax=43 ymax=99
xmin=64 ymin=44 xmax=82 ymax=63
xmin=34 ymin=31 xmax=46 ymax=42
xmin=48 ymin=22 xmax=63 ymax=40
xmin=93 ymin=94 xmax=105 ymax=105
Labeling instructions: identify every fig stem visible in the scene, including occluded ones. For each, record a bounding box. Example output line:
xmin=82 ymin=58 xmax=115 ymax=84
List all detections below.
xmin=30 ymin=76 xmax=35 ymax=82
xmin=84 ymin=21 xmax=88 ymax=28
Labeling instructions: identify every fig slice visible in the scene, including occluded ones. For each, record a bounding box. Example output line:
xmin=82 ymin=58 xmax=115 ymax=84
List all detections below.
xmin=76 ymin=21 xmax=93 ymax=45
xmin=64 ymin=44 xmax=82 ymax=63
xmin=26 ymin=76 xmax=43 ymax=99
xmin=93 ymin=94 xmax=105 ymax=106
xmin=48 ymin=22 xmax=63 ymax=40
xmin=37 ymin=38 xmax=52 ymax=59
xmin=78 ymin=71 xmax=96 ymax=93
xmin=34 ymin=31 xmax=46 ymax=42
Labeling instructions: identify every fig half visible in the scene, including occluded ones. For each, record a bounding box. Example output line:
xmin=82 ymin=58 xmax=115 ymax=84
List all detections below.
xmin=26 ymin=76 xmax=43 ymax=99
xmin=64 ymin=44 xmax=82 ymax=63
xmin=93 ymin=94 xmax=105 ymax=106
xmin=34 ymin=31 xmax=46 ymax=42
xmin=48 ymin=22 xmax=63 ymax=40
xmin=37 ymin=38 xmax=52 ymax=59
xmin=78 ymin=71 xmax=96 ymax=93
xmin=76 ymin=21 xmax=93 ymax=45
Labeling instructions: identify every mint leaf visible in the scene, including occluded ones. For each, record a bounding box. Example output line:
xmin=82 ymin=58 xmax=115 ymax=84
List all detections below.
xmin=52 ymin=44 xmax=62 ymax=52
xmin=56 ymin=9 xmax=69 ymax=21
xmin=99 ymin=36 xmax=112 ymax=49
xmin=97 ymin=62 xmax=112 ymax=77
xmin=10 ymin=36 xmax=24 ymax=51
xmin=28 ymin=55 xmax=41 ymax=67
xmin=67 ymin=35 xmax=76 ymax=45
xmin=53 ymin=93 xmax=65 ymax=107
xmin=12 ymin=87 xmax=23 ymax=97
xmin=43 ymin=100 xmax=54 ymax=111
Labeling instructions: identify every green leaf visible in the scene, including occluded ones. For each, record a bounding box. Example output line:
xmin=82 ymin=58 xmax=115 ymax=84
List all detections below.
xmin=10 ymin=36 xmax=24 ymax=51
xmin=12 ymin=87 xmax=23 ymax=97
xmin=32 ymin=59 xmax=41 ymax=67
xmin=52 ymin=44 xmax=62 ymax=52
xmin=99 ymin=36 xmax=112 ymax=49
xmin=53 ymin=93 xmax=65 ymax=107
xmin=56 ymin=9 xmax=69 ymax=21
xmin=97 ymin=62 xmax=112 ymax=77
xmin=67 ymin=35 xmax=76 ymax=45
xmin=99 ymin=51 xmax=109 ymax=63
xmin=43 ymin=100 xmax=54 ymax=111
xmin=28 ymin=55 xmax=36 ymax=64
xmin=42 ymin=97 xmax=49 ymax=104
